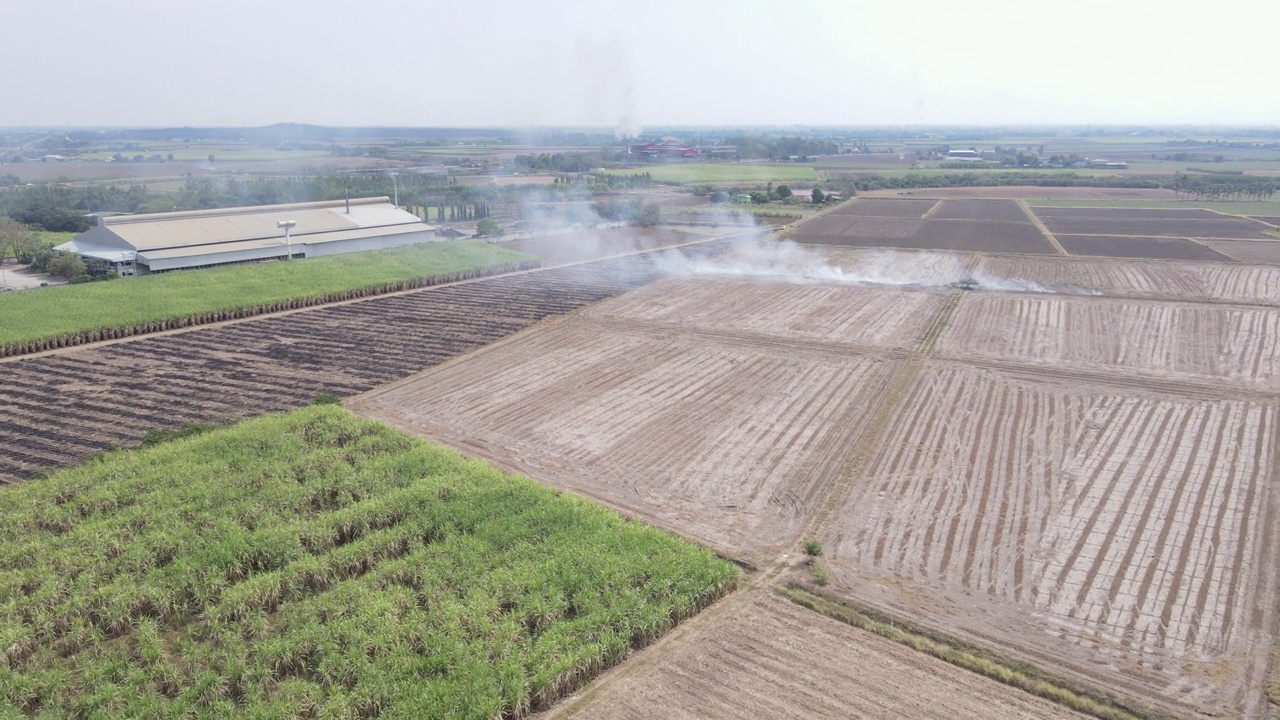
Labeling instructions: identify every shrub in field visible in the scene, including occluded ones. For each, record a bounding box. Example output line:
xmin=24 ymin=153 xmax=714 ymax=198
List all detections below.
xmin=0 ymin=406 xmax=738 ymax=718
xmin=803 ymin=540 xmax=823 ymax=558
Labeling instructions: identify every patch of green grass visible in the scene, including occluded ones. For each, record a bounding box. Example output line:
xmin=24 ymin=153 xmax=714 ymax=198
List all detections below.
xmin=781 ymin=586 xmax=1150 ymax=720
xmin=1025 ymin=198 xmax=1280 ymax=216
xmin=610 ymin=164 xmax=816 ymax=185
xmin=0 ymin=406 xmax=739 ymax=719
xmin=0 ymin=241 xmax=535 ymax=350
xmin=31 ymin=231 xmax=78 ymax=249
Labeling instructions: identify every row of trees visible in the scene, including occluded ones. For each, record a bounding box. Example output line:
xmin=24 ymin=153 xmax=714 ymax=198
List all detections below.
xmin=1170 ymin=173 xmax=1277 ymax=201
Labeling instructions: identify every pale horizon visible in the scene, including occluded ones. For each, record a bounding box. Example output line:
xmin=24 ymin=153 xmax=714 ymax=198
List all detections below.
xmin=5 ymin=0 xmax=1278 ymax=129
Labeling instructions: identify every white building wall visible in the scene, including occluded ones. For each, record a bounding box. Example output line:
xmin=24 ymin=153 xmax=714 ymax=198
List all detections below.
xmin=301 ymin=229 xmax=437 ymax=258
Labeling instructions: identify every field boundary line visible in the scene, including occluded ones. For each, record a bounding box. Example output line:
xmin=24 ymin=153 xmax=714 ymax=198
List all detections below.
xmin=1182 ymin=236 xmax=1243 ymax=261
xmin=773 ymin=196 xmax=863 ymax=242
xmin=779 ymin=585 xmax=1160 ymax=720
xmin=799 ymin=288 xmax=964 ymax=540
xmin=921 ymin=199 xmax=944 ymax=218
xmin=545 ymin=560 xmax=795 ymax=719
xmin=0 ymin=232 xmax=742 ymax=365
xmin=1017 ymin=199 xmax=1069 ymax=255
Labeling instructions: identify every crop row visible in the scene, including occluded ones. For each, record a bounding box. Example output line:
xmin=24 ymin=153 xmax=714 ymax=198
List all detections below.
xmin=0 ymin=243 xmax=729 ymax=483
xmin=0 ymin=259 xmax=541 ymax=359
xmin=0 ymin=406 xmax=739 ymax=718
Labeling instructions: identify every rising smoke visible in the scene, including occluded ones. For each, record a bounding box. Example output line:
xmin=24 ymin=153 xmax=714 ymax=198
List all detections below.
xmin=653 ymin=235 xmax=1098 ymax=295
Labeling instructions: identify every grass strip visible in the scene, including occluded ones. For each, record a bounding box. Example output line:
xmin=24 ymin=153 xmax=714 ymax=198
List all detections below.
xmin=0 ymin=406 xmax=739 ymax=718
xmin=0 ymin=241 xmax=538 ymax=357
xmin=780 ymin=584 xmax=1153 ymax=720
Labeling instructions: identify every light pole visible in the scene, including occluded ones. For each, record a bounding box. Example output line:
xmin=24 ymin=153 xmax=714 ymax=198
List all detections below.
xmin=277 ymin=219 xmax=296 ymax=260
xmin=388 ymin=172 xmax=399 ymax=208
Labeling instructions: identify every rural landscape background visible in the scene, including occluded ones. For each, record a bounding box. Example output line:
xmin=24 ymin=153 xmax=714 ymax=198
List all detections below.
xmin=4 ymin=0 xmax=1280 ymax=718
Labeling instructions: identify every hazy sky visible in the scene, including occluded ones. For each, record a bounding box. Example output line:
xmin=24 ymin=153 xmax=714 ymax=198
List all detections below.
xmin=4 ymin=0 xmax=1277 ymax=129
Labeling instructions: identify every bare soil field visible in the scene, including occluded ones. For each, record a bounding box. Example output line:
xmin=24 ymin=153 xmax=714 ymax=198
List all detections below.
xmin=1057 ymin=234 xmax=1234 ymax=262
xmin=794 ymin=215 xmax=923 ymax=242
xmin=495 ymin=226 xmax=740 ymax=266
xmin=793 ymin=215 xmax=1054 ymax=255
xmin=1203 ymin=240 xmax=1280 ymax=264
xmin=1033 ymin=207 xmax=1227 ymax=220
xmin=1040 ymin=215 xmax=1275 ymax=240
xmin=938 ymin=294 xmax=1280 ymax=388
xmin=976 ymin=253 xmax=1280 ymax=305
xmin=824 ymin=361 xmax=1279 ymax=717
xmin=926 ymin=199 xmax=1031 ymax=222
xmin=1251 ymin=216 xmax=1280 ymax=227
xmin=0 ymin=245 xmax=730 ymax=484
xmin=351 ymin=279 xmax=941 ymax=557
xmin=914 ymin=219 xmax=1054 ymax=254
xmin=835 ymin=198 xmax=939 ymax=218
xmin=864 ymin=186 xmax=1182 ymax=200
xmin=542 ymin=591 xmax=1086 ymax=720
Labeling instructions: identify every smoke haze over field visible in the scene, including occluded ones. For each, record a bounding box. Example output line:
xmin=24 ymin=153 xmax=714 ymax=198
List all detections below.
xmin=3 ymin=0 xmax=1277 ymax=127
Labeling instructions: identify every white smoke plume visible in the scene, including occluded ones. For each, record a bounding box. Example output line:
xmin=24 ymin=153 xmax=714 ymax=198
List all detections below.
xmin=654 ymin=239 xmax=1100 ymax=296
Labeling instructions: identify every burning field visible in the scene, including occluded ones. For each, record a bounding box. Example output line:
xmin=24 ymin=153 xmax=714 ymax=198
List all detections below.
xmin=347 ymin=239 xmax=1280 ymax=717
xmin=8 ymin=221 xmax=1280 ymax=716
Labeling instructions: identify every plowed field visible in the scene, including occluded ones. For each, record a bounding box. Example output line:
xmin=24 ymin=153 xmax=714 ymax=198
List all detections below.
xmin=0 ymin=247 xmax=728 ymax=484
xmin=825 ymin=361 xmax=1279 ymax=717
xmin=1203 ymin=240 xmax=1280 ymax=264
xmin=938 ymin=294 xmax=1280 ymax=388
xmin=976 ymin=253 xmax=1280 ymax=304
xmin=833 ymin=198 xmax=939 ymax=217
xmin=1056 ymin=234 xmax=1234 ymax=261
xmin=351 ymin=279 xmax=939 ymax=556
xmin=541 ymin=592 xmax=1086 ymax=720
xmin=927 ymin=199 xmax=1031 ymax=222
xmin=1040 ymin=215 xmax=1274 ymax=240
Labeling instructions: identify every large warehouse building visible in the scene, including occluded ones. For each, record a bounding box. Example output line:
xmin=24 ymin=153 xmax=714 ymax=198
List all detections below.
xmin=56 ymin=197 xmax=435 ymax=274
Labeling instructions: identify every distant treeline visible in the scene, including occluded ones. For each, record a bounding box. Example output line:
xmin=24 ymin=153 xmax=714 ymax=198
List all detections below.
xmin=848 ymin=172 xmax=1278 ymax=200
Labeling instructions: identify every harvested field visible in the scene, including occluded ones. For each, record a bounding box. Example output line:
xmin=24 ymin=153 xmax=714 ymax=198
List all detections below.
xmin=938 ymin=294 xmax=1280 ymax=388
xmin=1032 ymin=206 xmax=1227 ymax=220
xmin=926 ymin=199 xmax=1031 ymax=222
xmin=833 ymin=198 xmax=938 ymax=218
xmin=542 ymin=591 xmax=1086 ymax=720
xmin=1040 ymin=215 xmax=1275 ymax=239
xmin=825 ymin=361 xmax=1279 ymax=716
xmin=1202 ymin=240 xmax=1280 ymax=264
xmin=0 ymin=247 xmax=728 ymax=484
xmin=975 ymin=252 xmax=1280 ymax=305
xmin=793 ymin=216 xmax=1054 ymax=255
xmin=792 ymin=215 xmax=922 ymax=243
xmin=352 ymin=278 xmax=945 ymax=556
xmin=914 ymin=219 xmax=1053 ymax=254
xmin=496 ymin=227 xmax=741 ymax=266
xmin=1056 ymin=234 xmax=1234 ymax=261
xmin=863 ymin=186 xmax=1181 ymax=200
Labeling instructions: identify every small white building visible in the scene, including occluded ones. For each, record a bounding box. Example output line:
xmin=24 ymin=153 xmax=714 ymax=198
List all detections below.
xmin=56 ymin=197 xmax=435 ymax=274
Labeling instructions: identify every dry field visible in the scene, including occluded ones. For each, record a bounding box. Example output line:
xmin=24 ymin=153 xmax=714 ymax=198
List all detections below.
xmin=1204 ymin=240 xmax=1280 ymax=264
xmin=1036 ymin=212 xmax=1275 ymax=240
xmin=1056 ymin=234 xmax=1233 ymax=261
xmin=863 ymin=186 xmax=1182 ymax=200
xmin=830 ymin=198 xmax=940 ymax=217
xmin=0 ymin=244 xmax=732 ymax=483
xmin=351 ymin=278 xmax=939 ymax=556
xmin=975 ymin=253 xmax=1280 ymax=305
xmin=824 ymin=361 xmax=1278 ymax=716
xmin=927 ymin=199 xmax=1031 ymax=222
xmin=937 ymin=293 xmax=1280 ymax=389
xmin=541 ymin=591 xmax=1086 ymax=720
xmin=346 ymin=239 xmax=1280 ymax=717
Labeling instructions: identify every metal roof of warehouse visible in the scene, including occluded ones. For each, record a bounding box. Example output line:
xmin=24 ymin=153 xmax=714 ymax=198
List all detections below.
xmin=136 ymin=223 xmax=429 ymax=260
xmin=60 ymin=197 xmax=433 ymax=254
